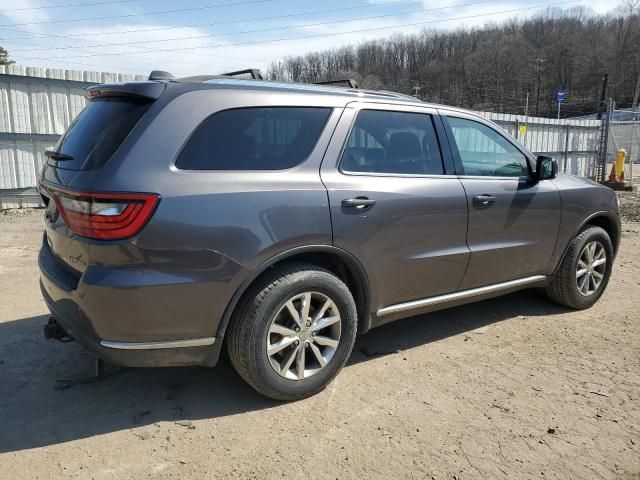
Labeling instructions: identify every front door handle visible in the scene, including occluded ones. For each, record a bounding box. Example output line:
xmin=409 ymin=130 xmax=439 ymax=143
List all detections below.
xmin=473 ymin=194 xmax=497 ymax=208
xmin=342 ymin=197 xmax=376 ymax=209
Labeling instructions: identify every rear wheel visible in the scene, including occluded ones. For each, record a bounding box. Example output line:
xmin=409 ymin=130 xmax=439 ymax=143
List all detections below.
xmin=546 ymin=226 xmax=613 ymax=309
xmin=227 ymin=264 xmax=358 ymax=401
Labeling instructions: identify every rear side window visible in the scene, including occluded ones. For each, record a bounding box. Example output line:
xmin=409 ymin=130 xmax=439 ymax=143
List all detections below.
xmin=341 ymin=110 xmax=444 ymax=175
xmin=176 ymin=107 xmax=332 ymax=170
xmin=51 ymin=98 xmax=151 ymax=170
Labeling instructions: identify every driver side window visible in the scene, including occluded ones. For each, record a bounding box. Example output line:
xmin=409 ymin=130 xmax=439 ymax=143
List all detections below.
xmin=447 ymin=116 xmax=529 ymax=178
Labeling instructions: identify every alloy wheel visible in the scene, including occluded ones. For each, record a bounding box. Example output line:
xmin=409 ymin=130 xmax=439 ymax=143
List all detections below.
xmin=576 ymin=240 xmax=607 ymax=296
xmin=266 ymin=291 xmax=342 ymax=380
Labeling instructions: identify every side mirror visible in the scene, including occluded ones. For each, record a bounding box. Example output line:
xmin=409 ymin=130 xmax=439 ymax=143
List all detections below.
xmin=535 ymin=155 xmax=557 ymax=181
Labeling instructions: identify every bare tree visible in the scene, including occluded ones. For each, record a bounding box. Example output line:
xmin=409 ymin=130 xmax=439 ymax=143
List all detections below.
xmin=267 ymin=6 xmax=640 ymax=117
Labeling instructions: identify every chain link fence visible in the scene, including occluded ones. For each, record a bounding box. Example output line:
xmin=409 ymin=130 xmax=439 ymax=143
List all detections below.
xmin=479 ymin=112 xmax=601 ymax=177
xmin=608 ymin=117 xmax=639 ymax=186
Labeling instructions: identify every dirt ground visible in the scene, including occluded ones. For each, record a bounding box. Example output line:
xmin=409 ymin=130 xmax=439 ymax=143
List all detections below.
xmin=0 ymin=196 xmax=639 ymax=480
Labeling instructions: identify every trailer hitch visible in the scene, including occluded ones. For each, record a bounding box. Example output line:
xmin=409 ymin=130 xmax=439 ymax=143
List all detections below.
xmin=43 ymin=317 xmax=74 ymax=343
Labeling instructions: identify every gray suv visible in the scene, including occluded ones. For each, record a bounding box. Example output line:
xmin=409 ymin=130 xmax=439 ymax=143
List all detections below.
xmin=38 ymin=74 xmax=620 ymax=400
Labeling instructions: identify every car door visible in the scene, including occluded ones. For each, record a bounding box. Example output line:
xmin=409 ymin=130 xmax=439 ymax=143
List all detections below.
xmin=320 ymin=102 xmax=470 ymax=318
xmin=441 ymin=111 xmax=561 ymax=290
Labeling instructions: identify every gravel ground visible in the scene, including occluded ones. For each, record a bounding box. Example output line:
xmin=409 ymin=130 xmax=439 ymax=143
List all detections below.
xmin=618 ymin=191 xmax=640 ymax=223
xmin=0 ymin=210 xmax=638 ymax=480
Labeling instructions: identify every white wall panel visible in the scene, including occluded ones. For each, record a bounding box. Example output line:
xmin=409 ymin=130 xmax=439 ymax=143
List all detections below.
xmin=15 ymin=145 xmax=37 ymax=188
xmin=9 ymin=83 xmax=31 ymax=134
xmin=69 ymin=89 xmax=88 ymax=120
xmin=30 ymin=83 xmax=53 ymax=134
xmin=50 ymin=86 xmax=71 ymax=134
xmin=0 ymin=146 xmax=17 ymax=189
xmin=0 ymin=81 xmax=11 ymax=132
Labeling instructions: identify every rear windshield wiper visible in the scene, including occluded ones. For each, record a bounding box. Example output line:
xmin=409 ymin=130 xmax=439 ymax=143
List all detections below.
xmin=45 ymin=150 xmax=74 ymax=161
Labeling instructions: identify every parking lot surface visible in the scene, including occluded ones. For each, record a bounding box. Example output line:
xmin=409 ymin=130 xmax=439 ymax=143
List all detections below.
xmin=0 ymin=206 xmax=638 ymax=479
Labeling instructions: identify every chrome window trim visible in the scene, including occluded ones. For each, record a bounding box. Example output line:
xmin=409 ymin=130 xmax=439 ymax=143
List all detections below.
xmin=455 ymin=175 xmax=529 ymax=181
xmin=100 ymin=337 xmax=216 ymax=350
xmin=339 ymin=171 xmax=454 ymax=179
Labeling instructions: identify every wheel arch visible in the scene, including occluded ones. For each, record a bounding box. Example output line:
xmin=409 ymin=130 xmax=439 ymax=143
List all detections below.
xmin=584 ymin=213 xmax=620 ymax=255
xmin=554 ymin=210 xmax=620 ymax=274
xmin=215 ymin=245 xmax=373 ymax=340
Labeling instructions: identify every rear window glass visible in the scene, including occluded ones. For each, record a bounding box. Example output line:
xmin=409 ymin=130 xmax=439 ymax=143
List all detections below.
xmin=50 ymin=98 xmax=150 ymax=170
xmin=176 ymin=107 xmax=332 ymax=170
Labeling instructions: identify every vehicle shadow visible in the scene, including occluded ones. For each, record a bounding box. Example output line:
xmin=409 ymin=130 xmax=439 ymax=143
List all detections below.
xmin=0 ymin=289 xmax=567 ymax=453
xmin=350 ymin=288 xmax=567 ymax=363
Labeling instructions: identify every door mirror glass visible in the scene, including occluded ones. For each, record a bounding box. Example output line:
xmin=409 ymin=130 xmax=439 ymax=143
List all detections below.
xmin=536 ymin=156 xmax=557 ymax=180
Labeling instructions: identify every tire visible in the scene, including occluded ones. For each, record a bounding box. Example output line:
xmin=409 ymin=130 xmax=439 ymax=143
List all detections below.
xmin=227 ymin=263 xmax=358 ymax=401
xmin=546 ymin=226 xmax=613 ymax=309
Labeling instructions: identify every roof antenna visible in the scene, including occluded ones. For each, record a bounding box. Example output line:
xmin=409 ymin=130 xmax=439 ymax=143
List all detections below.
xmin=148 ymin=70 xmax=175 ymax=81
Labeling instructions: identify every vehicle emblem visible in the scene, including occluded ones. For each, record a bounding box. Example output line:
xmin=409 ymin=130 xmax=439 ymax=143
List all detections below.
xmin=69 ymin=254 xmax=86 ymax=267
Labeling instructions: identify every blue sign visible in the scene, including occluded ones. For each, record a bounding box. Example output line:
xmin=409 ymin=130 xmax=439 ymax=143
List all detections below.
xmin=555 ymin=89 xmax=567 ymax=102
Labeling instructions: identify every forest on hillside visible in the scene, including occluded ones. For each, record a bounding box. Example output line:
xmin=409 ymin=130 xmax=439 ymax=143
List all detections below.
xmin=267 ymin=5 xmax=640 ymax=118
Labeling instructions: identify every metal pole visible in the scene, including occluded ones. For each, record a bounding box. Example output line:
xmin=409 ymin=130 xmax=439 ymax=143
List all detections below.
xmin=535 ymin=58 xmax=544 ymax=117
xmin=557 ymin=101 xmax=561 ymax=119
xmin=633 ymin=72 xmax=640 ymax=112
xmin=600 ymin=98 xmax=612 ymax=183
xmin=563 ymin=124 xmax=570 ymax=173
xmin=536 ymin=69 xmax=541 ymax=116
xmin=596 ymin=74 xmax=608 ymax=120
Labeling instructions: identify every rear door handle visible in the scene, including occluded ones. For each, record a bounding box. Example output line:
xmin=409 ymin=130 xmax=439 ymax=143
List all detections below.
xmin=473 ymin=194 xmax=497 ymax=208
xmin=342 ymin=197 xmax=376 ymax=209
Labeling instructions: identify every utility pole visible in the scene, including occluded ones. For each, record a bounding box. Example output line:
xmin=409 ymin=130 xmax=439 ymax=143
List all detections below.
xmin=596 ymin=73 xmax=609 ymax=120
xmin=535 ymin=58 xmax=544 ymax=117
xmin=632 ymin=71 xmax=640 ymax=112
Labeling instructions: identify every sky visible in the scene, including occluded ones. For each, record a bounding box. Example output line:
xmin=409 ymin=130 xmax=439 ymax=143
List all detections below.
xmin=0 ymin=0 xmax=621 ymax=77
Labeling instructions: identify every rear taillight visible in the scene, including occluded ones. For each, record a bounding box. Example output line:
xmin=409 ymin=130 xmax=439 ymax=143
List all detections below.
xmin=42 ymin=183 xmax=159 ymax=240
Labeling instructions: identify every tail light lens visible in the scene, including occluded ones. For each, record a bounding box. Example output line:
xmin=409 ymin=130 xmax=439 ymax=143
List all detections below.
xmin=42 ymin=183 xmax=159 ymax=240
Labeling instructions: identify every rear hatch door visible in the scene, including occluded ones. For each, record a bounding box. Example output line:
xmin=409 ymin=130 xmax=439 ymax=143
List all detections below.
xmin=40 ymin=82 xmax=163 ymax=277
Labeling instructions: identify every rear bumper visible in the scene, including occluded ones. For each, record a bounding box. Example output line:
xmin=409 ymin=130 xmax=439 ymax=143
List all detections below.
xmin=38 ymin=239 xmax=225 ymax=367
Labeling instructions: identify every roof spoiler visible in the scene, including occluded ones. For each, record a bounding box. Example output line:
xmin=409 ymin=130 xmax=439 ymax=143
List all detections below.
xmin=314 ymin=79 xmax=359 ymax=89
xmin=86 ymin=81 xmax=166 ymax=100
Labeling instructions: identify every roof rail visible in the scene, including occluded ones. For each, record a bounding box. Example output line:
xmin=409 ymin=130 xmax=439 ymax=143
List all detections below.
xmin=314 ymin=79 xmax=359 ymax=89
xmin=221 ymin=68 xmax=263 ymax=80
xmin=376 ymin=90 xmax=419 ymax=101
xmin=148 ymin=70 xmax=175 ymax=81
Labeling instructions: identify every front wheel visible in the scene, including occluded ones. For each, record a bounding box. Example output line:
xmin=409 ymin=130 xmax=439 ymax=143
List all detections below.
xmin=546 ymin=226 xmax=613 ymax=309
xmin=227 ymin=264 xmax=358 ymax=401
